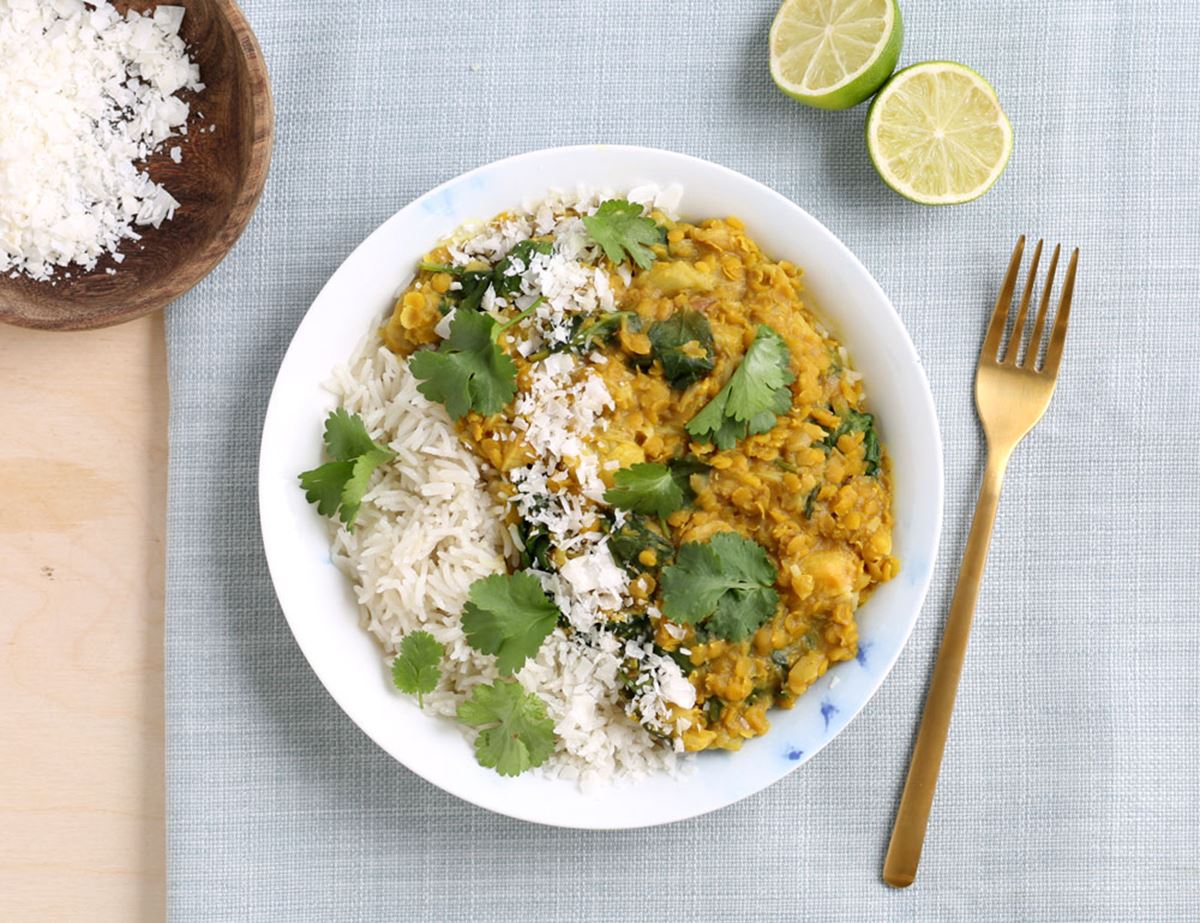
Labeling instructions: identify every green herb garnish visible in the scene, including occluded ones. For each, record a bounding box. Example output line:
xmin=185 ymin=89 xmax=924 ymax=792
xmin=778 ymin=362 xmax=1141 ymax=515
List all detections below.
xmin=660 ymin=532 xmax=779 ymax=642
xmin=821 ymin=408 xmax=881 ymax=477
xmin=648 ymin=310 xmax=715 ymax=388
xmin=461 ymin=572 xmax=561 ymax=675
xmin=390 ymin=630 xmax=444 ymax=707
xmin=298 ymin=409 xmax=396 ymax=528
xmin=604 ymin=463 xmax=686 ymax=518
xmin=685 ymin=325 xmax=795 ymax=450
xmin=456 ymin=678 xmax=556 ymax=777
xmin=582 ymin=199 xmax=667 ymax=270
xmin=604 ymin=454 xmax=708 ymax=520
xmin=408 ymin=305 xmax=525 ymax=419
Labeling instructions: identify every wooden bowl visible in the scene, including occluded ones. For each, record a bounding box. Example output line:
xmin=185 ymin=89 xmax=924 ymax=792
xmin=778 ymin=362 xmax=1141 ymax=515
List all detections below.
xmin=0 ymin=1 xmax=274 ymax=331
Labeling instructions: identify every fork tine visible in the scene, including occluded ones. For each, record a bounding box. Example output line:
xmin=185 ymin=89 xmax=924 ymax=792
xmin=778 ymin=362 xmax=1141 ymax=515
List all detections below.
xmin=1041 ymin=248 xmax=1079 ymax=377
xmin=1021 ymin=243 xmax=1061 ymax=369
xmin=982 ymin=236 xmax=1025 ymax=361
xmin=1002 ymin=239 xmax=1042 ymax=364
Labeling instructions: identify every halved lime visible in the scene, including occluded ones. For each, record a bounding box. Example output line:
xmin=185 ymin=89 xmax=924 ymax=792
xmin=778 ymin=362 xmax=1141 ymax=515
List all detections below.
xmin=866 ymin=61 xmax=1014 ymax=205
xmin=769 ymin=0 xmax=903 ymax=110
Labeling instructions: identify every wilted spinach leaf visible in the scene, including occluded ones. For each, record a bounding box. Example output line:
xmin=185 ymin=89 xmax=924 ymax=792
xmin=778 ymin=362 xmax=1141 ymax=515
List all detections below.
xmin=820 ymin=408 xmax=881 ymax=477
xmin=648 ymin=310 xmax=716 ymax=388
xmin=608 ymin=515 xmax=674 ymax=573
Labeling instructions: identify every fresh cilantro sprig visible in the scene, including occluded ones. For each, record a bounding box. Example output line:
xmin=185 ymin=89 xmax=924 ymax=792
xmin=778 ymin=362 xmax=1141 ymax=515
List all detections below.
xmin=298 ymin=409 xmax=396 ymax=528
xmin=603 ymin=463 xmax=685 ymax=518
xmin=603 ymin=456 xmax=706 ymax=519
xmin=821 ymin=408 xmax=881 ymax=477
xmin=391 ymin=630 xmax=445 ymax=707
xmin=660 ymin=532 xmax=780 ymax=641
xmin=583 ymin=199 xmax=666 ymax=270
xmin=410 ymin=308 xmax=516 ymax=418
xmin=461 ymin=572 xmax=561 ymax=675
xmin=686 ymin=325 xmax=795 ymax=450
xmin=456 ymin=678 xmax=556 ymax=777
xmin=648 ymin=310 xmax=716 ymax=388
xmin=409 ymin=298 xmax=542 ymax=419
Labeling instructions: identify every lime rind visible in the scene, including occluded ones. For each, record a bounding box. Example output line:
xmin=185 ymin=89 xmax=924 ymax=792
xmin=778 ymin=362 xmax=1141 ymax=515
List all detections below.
xmin=769 ymin=0 xmax=904 ymax=111
xmin=865 ymin=61 xmax=1014 ymax=206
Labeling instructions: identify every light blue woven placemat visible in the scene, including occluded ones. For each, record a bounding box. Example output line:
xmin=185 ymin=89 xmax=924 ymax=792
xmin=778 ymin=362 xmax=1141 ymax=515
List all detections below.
xmin=165 ymin=1 xmax=1200 ymax=919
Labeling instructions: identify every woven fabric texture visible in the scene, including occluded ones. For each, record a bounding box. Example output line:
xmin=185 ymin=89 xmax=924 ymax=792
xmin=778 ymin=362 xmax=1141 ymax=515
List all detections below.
xmin=165 ymin=1 xmax=1200 ymax=919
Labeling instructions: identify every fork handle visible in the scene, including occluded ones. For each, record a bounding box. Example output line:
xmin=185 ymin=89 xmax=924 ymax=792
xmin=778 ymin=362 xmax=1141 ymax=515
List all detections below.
xmin=883 ymin=448 xmax=1011 ymax=888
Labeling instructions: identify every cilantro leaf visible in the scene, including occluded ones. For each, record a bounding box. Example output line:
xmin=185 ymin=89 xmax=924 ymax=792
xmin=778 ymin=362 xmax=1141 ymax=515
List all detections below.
xmin=603 ymin=463 xmax=685 ymax=518
xmin=337 ymin=447 xmax=395 ymax=525
xmin=582 ymin=199 xmax=667 ymax=270
xmin=456 ymin=678 xmax=557 ymax=776
xmin=604 ymin=456 xmax=708 ymax=520
xmin=725 ymin=326 xmax=794 ymax=421
xmin=409 ymin=307 xmax=518 ymax=419
xmin=660 ymin=532 xmax=779 ymax=641
xmin=686 ymin=325 xmax=795 ymax=450
xmin=391 ymin=630 xmax=445 ymax=707
xmin=821 ymin=408 xmax=881 ymax=477
xmin=461 ymin=572 xmax=561 ymax=675
xmin=298 ymin=460 xmax=354 ymax=518
xmin=322 ymin=407 xmax=380 ymax=460
xmin=648 ymin=310 xmax=715 ymax=388
xmin=298 ymin=410 xmax=395 ymax=528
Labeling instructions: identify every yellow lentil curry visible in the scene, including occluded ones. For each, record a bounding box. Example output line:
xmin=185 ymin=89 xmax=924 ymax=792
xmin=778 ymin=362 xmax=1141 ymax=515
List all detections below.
xmin=382 ymin=202 xmax=897 ymax=753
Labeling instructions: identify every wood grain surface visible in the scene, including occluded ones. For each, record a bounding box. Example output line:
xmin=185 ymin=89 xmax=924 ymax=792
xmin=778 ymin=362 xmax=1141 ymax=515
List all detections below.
xmin=0 ymin=315 xmax=167 ymax=920
xmin=0 ymin=0 xmax=273 ymax=331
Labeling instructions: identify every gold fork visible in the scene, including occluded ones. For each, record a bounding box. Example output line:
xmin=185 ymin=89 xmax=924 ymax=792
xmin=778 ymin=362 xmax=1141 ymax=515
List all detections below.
xmin=883 ymin=237 xmax=1080 ymax=888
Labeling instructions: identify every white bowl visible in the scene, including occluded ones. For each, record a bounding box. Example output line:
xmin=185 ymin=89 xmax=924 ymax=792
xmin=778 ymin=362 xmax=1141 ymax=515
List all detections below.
xmin=259 ymin=145 xmax=943 ymax=829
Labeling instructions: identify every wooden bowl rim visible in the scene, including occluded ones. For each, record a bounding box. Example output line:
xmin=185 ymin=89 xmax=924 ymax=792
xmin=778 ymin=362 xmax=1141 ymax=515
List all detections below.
xmin=0 ymin=0 xmax=275 ymax=332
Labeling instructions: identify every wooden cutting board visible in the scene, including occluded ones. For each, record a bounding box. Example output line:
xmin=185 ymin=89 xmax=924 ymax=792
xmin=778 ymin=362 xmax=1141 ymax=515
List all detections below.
xmin=0 ymin=315 xmax=167 ymax=921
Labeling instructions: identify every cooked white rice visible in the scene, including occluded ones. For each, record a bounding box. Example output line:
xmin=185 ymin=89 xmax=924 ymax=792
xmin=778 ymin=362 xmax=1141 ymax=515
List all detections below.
xmin=327 ymin=336 xmax=680 ymax=785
